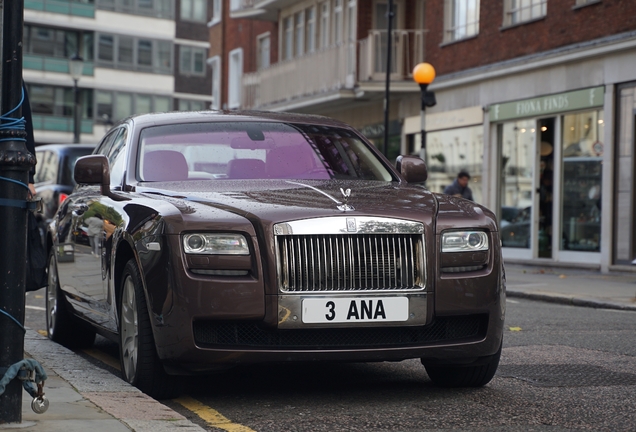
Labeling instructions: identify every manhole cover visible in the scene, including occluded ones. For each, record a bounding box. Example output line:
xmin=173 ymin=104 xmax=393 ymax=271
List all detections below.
xmin=498 ymin=364 xmax=636 ymax=387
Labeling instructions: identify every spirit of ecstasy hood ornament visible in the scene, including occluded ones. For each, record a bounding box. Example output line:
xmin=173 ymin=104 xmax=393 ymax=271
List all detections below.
xmin=338 ymin=188 xmax=354 ymax=212
xmin=284 ymin=181 xmax=355 ymax=212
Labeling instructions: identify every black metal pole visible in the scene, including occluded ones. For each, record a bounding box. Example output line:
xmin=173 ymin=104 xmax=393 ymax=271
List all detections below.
xmin=382 ymin=0 xmax=394 ymax=157
xmin=0 ymin=0 xmax=33 ymax=424
xmin=420 ymin=83 xmax=428 ymax=158
xmin=73 ymin=79 xmax=81 ymax=143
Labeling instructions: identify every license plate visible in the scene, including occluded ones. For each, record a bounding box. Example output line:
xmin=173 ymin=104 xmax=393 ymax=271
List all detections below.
xmin=302 ymin=297 xmax=409 ymax=324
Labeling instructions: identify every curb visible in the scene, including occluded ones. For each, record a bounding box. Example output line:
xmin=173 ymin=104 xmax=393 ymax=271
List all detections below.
xmin=506 ymin=289 xmax=636 ymax=311
xmin=23 ymin=329 xmax=206 ymax=432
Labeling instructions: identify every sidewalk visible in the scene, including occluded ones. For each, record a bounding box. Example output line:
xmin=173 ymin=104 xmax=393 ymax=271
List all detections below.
xmin=505 ymin=263 xmax=636 ymax=311
xmin=3 ymin=265 xmax=635 ymax=430
xmin=1 ymin=330 xmax=205 ymax=432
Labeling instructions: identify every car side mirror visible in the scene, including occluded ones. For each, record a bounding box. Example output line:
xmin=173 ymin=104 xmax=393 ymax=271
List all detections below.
xmin=396 ymin=155 xmax=428 ymax=183
xmin=74 ymin=155 xmax=129 ymax=201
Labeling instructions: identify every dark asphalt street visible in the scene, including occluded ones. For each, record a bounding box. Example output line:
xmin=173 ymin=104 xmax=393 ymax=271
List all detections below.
xmin=25 ymin=292 xmax=636 ymax=431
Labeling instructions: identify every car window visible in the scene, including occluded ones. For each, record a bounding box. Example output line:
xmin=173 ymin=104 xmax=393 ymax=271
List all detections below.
xmin=107 ymin=128 xmax=128 ymax=187
xmin=96 ymin=129 xmax=120 ymax=157
xmin=137 ymin=122 xmax=395 ymax=182
xmin=34 ymin=151 xmax=58 ymax=184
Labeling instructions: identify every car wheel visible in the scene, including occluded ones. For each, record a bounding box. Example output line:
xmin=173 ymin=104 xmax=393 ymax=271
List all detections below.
xmin=46 ymin=249 xmax=95 ymax=348
xmin=423 ymin=342 xmax=502 ymax=388
xmin=119 ymin=258 xmax=182 ymax=399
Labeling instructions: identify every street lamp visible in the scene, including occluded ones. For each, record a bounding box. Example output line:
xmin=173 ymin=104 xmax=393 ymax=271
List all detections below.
xmin=68 ymin=54 xmax=84 ymax=143
xmin=412 ymin=62 xmax=437 ymax=161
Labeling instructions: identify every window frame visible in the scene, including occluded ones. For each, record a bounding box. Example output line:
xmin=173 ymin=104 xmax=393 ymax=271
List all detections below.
xmin=208 ymin=0 xmax=222 ymax=26
xmin=178 ymin=45 xmax=207 ymax=76
xmin=180 ymin=0 xmax=208 ymax=23
xmin=95 ymin=33 xmax=173 ymax=74
xmin=443 ymin=0 xmax=480 ymax=43
xmin=208 ymin=55 xmax=221 ymax=110
xmin=228 ymin=48 xmax=243 ymax=109
xmin=257 ymin=33 xmax=271 ymax=70
xmin=503 ymin=0 xmax=547 ymax=27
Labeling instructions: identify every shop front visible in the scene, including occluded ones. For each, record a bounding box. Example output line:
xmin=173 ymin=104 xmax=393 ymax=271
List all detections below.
xmin=403 ymin=106 xmax=485 ymax=203
xmin=489 ymin=87 xmax=605 ymax=264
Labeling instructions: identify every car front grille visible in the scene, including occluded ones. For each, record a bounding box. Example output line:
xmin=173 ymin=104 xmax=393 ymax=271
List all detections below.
xmin=276 ymin=234 xmax=424 ymax=292
xmin=193 ymin=315 xmax=487 ymax=349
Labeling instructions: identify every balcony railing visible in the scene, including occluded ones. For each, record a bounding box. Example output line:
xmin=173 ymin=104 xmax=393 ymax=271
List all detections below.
xmin=358 ymin=30 xmax=425 ymax=82
xmin=24 ymin=55 xmax=95 ymax=76
xmin=25 ymin=0 xmax=95 ymax=18
xmin=243 ymin=42 xmax=354 ymax=110
xmin=242 ymin=29 xmax=426 ymax=110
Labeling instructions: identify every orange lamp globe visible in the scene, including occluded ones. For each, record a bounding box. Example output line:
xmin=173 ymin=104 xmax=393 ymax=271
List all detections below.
xmin=413 ymin=63 xmax=436 ymax=85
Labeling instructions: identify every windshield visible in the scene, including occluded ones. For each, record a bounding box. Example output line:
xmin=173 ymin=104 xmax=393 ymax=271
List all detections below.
xmin=137 ymin=122 xmax=394 ymax=182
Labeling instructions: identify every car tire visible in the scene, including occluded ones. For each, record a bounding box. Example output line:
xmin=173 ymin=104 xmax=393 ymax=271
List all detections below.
xmin=118 ymin=258 xmax=182 ymax=399
xmin=46 ymin=249 xmax=95 ymax=348
xmin=423 ymin=342 xmax=502 ymax=388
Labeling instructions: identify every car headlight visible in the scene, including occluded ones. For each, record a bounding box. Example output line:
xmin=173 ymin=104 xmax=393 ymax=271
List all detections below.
xmin=441 ymin=231 xmax=489 ymax=253
xmin=183 ymin=233 xmax=250 ymax=255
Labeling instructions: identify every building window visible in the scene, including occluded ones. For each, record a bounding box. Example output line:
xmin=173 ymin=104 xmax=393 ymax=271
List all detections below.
xmin=257 ymin=33 xmax=271 ymax=70
xmin=96 ymin=0 xmax=175 ymax=19
xmin=575 ymin=0 xmax=599 ymax=5
xmin=306 ymin=7 xmax=316 ymax=53
xmin=96 ymin=89 xmax=171 ymax=122
xmin=444 ymin=0 xmax=480 ymax=42
xmin=504 ymin=0 xmax=547 ymax=26
xmin=95 ymin=33 xmax=172 ymax=74
xmin=208 ymin=56 xmax=221 ymax=109
xmin=228 ymin=48 xmax=243 ymax=109
xmin=284 ymin=16 xmax=293 ymax=60
xmin=24 ymin=25 xmax=80 ymax=59
xmin=179 ymin=46 xmax=206 ymax=76
xmin=333 ymin=0 xmax=343 ymax=44
xmin=319 ymin=1 xmax=330 ymax=49
xmin=181 ymin=0 xmax=207 ymax=22
xmin=295 ymin=11 xmax=305 ymax=57
xmin=178 ymin=99 xmax=206 ymax=111
xmin=208 ymin=0 xmax=222 ymax=26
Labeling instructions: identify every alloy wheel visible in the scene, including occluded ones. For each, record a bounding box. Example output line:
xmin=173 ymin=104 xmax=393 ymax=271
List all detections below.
xmin=120 ymin=275 xmax=139 ymax=383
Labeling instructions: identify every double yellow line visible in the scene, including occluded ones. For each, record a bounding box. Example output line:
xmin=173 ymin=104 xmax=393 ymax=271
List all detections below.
xmin=75 ymin=346 xmax=256 ymax=432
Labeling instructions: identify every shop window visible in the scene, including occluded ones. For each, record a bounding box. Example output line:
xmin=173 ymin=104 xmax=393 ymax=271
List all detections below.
xmin=498 ymin=120 xmax=535 ymax=249
xmin=444 ymin=0 xmax=480 ymax=43
xmin=560 ymin=110 xmax=604 ymax=252
xmin=424 ymin=125 xmax=484 ymax=203
xmin=503 ymin=0 xmax=546 ymax=26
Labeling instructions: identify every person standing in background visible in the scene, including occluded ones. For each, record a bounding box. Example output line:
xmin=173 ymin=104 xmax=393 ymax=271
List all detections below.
xmin=444 ymin=171 xmax=474 ymax=201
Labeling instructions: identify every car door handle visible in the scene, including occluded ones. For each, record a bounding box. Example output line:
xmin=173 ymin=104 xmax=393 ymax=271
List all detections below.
xmin=71 ymin=203 xmax=89 ymax=215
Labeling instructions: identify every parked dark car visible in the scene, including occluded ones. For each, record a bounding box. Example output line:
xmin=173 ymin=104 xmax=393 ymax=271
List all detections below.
xmin=34 ymin=144 xmax=96 ymax=226
xmin=45 ymin=111 xmax=505 ymax=399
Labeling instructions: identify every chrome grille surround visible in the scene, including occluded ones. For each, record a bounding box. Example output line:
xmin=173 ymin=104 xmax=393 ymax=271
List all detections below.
xmin=274 ymin=217 xmax=425 ymax=293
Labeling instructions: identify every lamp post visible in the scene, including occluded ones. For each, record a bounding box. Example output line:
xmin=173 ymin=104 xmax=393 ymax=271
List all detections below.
xmin=68 ymin=54 xmax=84 ymax=144
xmin=412 ymin=62 xmax=437 ymax=161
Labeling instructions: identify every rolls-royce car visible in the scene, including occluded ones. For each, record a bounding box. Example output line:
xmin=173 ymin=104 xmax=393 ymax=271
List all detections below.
xmin=45 ymin=111 xmax=505 ymax=399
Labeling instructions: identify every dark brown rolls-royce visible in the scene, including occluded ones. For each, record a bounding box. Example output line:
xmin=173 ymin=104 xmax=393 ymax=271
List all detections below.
xmin=45 ymin=111 xmax=505 ymax=399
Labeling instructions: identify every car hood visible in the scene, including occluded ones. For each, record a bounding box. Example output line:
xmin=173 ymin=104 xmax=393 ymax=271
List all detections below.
xmin=136 ymin=179 xmax=438 ymax=226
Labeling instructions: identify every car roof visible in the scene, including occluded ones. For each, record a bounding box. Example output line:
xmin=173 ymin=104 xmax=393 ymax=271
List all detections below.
xmin=120 ymin=110 xmax=353 ymax=130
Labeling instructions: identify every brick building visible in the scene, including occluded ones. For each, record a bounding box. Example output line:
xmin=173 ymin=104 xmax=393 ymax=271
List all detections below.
xmin=230 ymin=0 xmax=636 ymax=272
